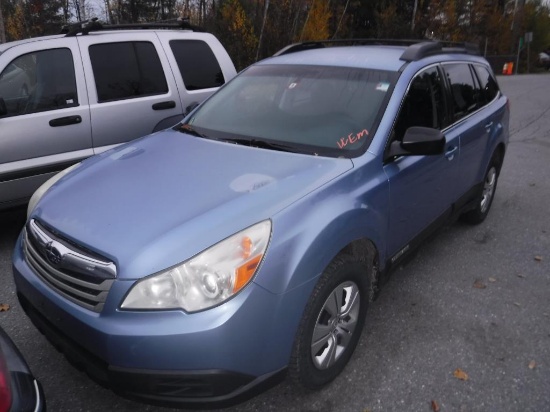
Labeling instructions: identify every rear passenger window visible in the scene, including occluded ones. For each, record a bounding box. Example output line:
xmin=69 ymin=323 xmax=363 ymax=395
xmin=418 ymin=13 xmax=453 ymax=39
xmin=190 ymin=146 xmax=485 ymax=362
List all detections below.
xmin=169 ymin=40 xmax=225 ymax=90
xmin=473 ymin=65 xmax=499 ymax=104
xmin=90 ymin=42 xmax=168 ymax=102
xmin=443 ymin=63 xmax=479 ymax=122
xmin=0 ymin=48 xmax=77 ymax=117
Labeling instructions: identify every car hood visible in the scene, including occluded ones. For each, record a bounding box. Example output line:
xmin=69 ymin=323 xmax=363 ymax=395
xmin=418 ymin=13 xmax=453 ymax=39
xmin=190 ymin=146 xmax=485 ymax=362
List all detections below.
xmin=32 ymin=130 xmax=353 ymax=279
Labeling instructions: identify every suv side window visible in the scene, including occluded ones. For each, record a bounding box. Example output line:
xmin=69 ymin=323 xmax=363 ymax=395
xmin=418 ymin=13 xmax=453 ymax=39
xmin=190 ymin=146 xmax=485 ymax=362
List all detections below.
xmin=393 ymin=66 xmax=447 ymax=141
xmin=473 ymin=64 xmax=499 ymax=105
xmin=169 ymin=40 xmax=225 ymax=90
xmin=443 ymin=63 xmax=480 ymax=122
xmin=90 ymin=42 xmax=168 ymax=102
xmin=0 ymin=48 xmax=77 ymax=118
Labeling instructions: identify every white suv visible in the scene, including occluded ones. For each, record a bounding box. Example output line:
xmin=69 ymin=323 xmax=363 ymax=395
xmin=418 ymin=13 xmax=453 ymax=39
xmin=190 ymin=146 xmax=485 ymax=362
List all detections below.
xmin=0 ymin=20 xmax=236 ymax=210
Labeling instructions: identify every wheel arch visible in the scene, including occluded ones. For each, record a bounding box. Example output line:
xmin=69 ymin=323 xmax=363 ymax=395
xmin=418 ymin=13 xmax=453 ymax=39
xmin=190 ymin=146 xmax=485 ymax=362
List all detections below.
xmin=493 ymin=142 xmax=506 ymax=172
xmin=338 ymin=238 xmax=380 ymax=302
xmin=257 ymin=201 xmax=387 ymax=298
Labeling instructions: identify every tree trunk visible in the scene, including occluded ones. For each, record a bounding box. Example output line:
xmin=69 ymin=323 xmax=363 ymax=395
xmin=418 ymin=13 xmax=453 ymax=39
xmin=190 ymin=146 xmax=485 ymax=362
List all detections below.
xmin=256 ymin=0 xmax=269 ymax=60
xmin=333 ymin=0 xmax=350 ymax=39
xmin=411 ymin=0 xmax=418 ymax=32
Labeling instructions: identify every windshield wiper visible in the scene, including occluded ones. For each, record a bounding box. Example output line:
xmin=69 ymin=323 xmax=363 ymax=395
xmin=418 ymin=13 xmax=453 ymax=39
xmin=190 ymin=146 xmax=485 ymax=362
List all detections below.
xmin=177 ymin=128 xmax=300 ymax=153
xmin=222 ymin=137 xmax=298 ymax=153
xmin=177 ymin=124 xmax=208 ymax=138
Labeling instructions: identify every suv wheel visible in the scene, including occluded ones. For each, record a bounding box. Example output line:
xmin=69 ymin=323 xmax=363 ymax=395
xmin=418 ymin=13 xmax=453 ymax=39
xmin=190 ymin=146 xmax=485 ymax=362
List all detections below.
xmin=289 ymin=255 xmax=370 ymax=389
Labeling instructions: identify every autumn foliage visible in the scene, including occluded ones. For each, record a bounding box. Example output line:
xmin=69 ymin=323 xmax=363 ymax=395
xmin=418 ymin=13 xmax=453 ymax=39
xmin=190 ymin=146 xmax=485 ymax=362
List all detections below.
xmin=1 ymin=0 xmax=549 ymax=72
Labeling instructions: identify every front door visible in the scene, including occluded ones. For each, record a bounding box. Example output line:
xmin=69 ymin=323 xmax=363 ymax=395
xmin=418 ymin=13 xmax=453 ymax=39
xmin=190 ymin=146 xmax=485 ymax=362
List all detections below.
xmin=0 ymin=38 xmax=92 ymax=207
xmin=383 ymin=65 xmax=460 ymax=259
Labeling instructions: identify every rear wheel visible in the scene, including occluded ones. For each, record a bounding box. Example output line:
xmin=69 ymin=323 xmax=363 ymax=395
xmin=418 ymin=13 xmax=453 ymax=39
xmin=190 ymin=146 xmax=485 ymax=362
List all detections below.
xmin=461 ymin=152 xmax=502 ymax=224
xmin=289 ymin=255 xmax=370 ymax=389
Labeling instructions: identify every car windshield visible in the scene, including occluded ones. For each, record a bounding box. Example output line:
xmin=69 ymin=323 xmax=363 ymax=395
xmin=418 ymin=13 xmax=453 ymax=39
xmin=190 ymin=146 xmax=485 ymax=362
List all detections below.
xmin=182 ymin=64 xmax=397 ymax=157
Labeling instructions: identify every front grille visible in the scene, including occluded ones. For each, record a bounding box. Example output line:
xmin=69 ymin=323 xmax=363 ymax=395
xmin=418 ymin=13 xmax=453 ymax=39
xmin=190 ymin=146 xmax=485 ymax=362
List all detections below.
xmin=23 ymin=219 xmax=116 ymax=313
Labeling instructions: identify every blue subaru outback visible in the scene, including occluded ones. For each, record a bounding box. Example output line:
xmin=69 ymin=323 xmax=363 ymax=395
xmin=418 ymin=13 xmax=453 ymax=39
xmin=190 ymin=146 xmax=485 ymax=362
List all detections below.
xmin=13 ymin=40 xmax=509 ymax=406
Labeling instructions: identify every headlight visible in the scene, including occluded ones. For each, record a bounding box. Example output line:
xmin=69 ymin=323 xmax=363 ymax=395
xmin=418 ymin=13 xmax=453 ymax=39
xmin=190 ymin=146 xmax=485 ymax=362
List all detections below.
xmin=27 ymin=162 xmax=81 ymax=218
xmin=121 ymin=220 xmax=271 ymax=313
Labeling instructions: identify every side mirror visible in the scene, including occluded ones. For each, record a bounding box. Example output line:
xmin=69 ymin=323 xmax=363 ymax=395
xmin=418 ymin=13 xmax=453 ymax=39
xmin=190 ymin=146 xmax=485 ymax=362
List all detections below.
xmin=0 ymin=98 xmax=7 ymax=116
xmin=388 ymin=126 xmax=445 ymax=158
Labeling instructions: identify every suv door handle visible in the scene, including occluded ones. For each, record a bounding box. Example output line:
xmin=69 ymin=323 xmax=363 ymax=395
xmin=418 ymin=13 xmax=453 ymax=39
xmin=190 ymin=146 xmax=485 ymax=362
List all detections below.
xmin=152 ymin=101 xmax=176 ymax=111
xmin=445 ymin=146 xmax=458 ymax=160
xmin=49 ymin=116 xmax=82 ymax=127
xmin=485 ymin=121 xmax=494 ymax=131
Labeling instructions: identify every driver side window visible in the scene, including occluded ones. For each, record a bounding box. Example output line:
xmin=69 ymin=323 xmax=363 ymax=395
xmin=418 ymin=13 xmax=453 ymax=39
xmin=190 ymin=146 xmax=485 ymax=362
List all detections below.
xmin=0 ymin=48 xmax=78 ymax=118
xmin=393 ymin=66 xmax=446 ymax=142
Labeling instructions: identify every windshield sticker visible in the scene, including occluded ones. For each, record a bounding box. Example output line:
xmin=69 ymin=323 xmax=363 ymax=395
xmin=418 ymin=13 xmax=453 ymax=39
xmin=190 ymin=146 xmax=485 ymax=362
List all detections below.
xmin=375 ymin=82 xmax=390 ymax=92
xmin=337 ymin=129 xmax=369 ymax=149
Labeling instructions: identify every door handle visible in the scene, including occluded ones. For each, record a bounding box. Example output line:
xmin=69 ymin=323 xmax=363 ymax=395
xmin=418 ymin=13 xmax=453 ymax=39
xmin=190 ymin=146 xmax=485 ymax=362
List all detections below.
xmin=445 ymin=146 xmax=458 ymax=160
xmin=49 ymin=115 xmax=82 ymax=127
xmin=152 ymin=101 xmax=176 ymax=111
xmin=485 ymin=121 xmax=494 ymax=131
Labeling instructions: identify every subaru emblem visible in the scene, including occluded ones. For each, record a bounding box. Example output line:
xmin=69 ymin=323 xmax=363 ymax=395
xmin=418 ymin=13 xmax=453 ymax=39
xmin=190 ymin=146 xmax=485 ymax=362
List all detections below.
xmin=45 ymin=241 xmax=63 ymax=266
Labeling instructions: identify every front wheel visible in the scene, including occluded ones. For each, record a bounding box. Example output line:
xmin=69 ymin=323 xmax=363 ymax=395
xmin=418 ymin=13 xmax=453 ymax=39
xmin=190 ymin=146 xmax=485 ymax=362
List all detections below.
xmin=461 ymin=152 xmax=502 ymax=224
xmin=289 ymin=255 xmax=370 ymax=389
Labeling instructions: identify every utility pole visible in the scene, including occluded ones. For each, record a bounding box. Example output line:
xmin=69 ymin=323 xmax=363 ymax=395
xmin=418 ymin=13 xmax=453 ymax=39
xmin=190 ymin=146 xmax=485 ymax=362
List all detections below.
xmin=0 ymin=0 xmax=6 ymax=44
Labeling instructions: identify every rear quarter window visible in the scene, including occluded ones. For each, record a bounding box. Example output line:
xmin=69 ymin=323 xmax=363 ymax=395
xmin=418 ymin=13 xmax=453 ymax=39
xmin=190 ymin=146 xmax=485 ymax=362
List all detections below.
xmin=169 ymin=40 xmax=225 ymax=91
xmin=473 ymin=64 xmax=499 ymax=104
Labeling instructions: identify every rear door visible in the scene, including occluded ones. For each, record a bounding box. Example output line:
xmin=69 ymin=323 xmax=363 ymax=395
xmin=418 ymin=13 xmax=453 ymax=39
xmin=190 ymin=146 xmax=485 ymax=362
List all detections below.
xmin=441 ymin=62 xmax=494 ymax=199
xmin=77 ymin=33 xmax=183 ymax=153
xmin=0 ymin=37 xmax=92 ymax=207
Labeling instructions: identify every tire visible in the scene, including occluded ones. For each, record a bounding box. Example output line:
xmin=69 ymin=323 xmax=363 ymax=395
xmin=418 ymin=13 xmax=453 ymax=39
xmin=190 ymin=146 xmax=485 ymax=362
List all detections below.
xmin=289 ymin=254 xmax=370 ymax=389
xmin=461 ymin=152 xmax=502 ymax=225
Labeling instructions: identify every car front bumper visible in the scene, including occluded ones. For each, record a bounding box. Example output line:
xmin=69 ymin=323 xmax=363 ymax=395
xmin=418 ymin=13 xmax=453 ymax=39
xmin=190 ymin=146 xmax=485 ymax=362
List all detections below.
xmin=12 ymin=234 xmax=310 ymax=406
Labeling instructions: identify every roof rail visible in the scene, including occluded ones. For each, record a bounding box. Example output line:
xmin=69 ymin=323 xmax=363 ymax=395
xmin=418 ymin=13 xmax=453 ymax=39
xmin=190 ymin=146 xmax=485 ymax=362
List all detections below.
xmin=399 ymin=41 xmax=443 ymax=61
xmin=274 ymin=39 xmax=423 ymax=57
xmin=400 ymin=41 xmax=480 ymax=61
xmin=273 ymin=39 xmax=480 ymax=61
xmin=62 ymin=17 xmax=204 ymax=37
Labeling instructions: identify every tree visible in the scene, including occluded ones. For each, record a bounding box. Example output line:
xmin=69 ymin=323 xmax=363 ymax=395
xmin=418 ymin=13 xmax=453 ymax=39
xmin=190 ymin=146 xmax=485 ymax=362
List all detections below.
xmin=520 ymin=0 xmax=550 ymax=71
xmin=0 ymin=0 xmax=6 ymax=43
xmin=6 ymin=1 xmax=25 ymax=40
xmin=300 ymin=0 xmax=331 ymax=41
xmin=218 ymin=0 xmax=258 ymax=70
xmin=376 ymin=3 xmax=403 ymax=38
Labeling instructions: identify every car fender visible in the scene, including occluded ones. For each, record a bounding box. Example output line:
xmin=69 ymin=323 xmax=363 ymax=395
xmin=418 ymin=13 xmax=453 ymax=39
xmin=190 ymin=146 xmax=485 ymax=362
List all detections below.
xmin=255 ymin=169 xmax=388 ymax=296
